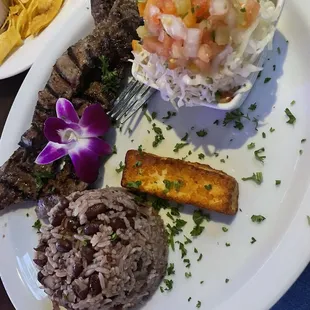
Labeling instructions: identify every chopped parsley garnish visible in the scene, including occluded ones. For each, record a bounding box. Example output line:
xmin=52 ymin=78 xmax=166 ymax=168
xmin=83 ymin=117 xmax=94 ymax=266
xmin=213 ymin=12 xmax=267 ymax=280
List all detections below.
xmin=275 ymin=180 xmax=281 ymax=185
xmin=225 ymin=278 xmax=230 ymax=283
xmin=270 ymin=127 xmax=275 ymax=133
xmin=277 ymin=47 xmax=281 ymax=54
xmin=163 ymin=180 xmax=173 ymax=193
xmin=220 ymin=159 xmax=226 ymax=163
xmin=162 ymin=111 xmax=177 ymax=120
xmin=252 ymin=117 xmax=259 ymax=131
xmin=262 ymin=132 xmax=266 ymax=138
xmin=145 ymin=113 xmax=152 ymax=122
xmin=198 ymin=153 xmax=205 ymax=160
xmin=248 ymin=103 xmax=257 ymax=111
xmin=193 ymin=210 xmax=210 ymax=225
xmin=197 ymin=253 xmax=203 ymax=262
xmin=115 ymin=161 xmax=125 ymax=173
xmin=254 ymin=148 xmax=266 ymax=163
xmin=100 ymin=56 xmax=119 ymax=94
xmin=173 ymin=143 xmax=189 ymax=152
xmin=134 ymin=161 xmax=142 ymax=167
xmin=166 ymin=125 xmax=173 ymax=130
xmin=225 ymin=242 xmax=231 ymax=247
xmin=26 ymin=213 xmax=29 ymax=217
xmin=251 ymin=214 xmax=266 ymax=223
xmin=32 ymin=219 xmax=41 ymax=232
xmin=251 ymin=237 xmax=257 ymax=244
xmin=127 ymin=181 xmax=142 ymax=189
xmin=138 ymin=145 xmax=143 ymax=155
xmin=300 ymin=150 xmax=303 ymax=155
xmin=190 ymin=225 xmax=205 ymax=237
xmin=183 ymin=258 xmax=191 ymax=268
xmin=200 ymin=281 xmax=204 ymax=284
xmin=151 ymin=112 xmax=157 ymax=119
xmin=264 ymin=77 xmax=271 ymax=84
xmin=188 ymin=297 xmax=192 ymax=302
xmin=242 ymin=172 xmax=263 ymax=185
xmin=152 ymin=197 xmax=169 ymax=211
xmin=204 ymin=184 xmax=212 ymax=190
xmin=214 ymin=152 xmax=219 ymax=157
xmin=222 ymin=227 xmax=228 ymax=232
xmin=196 ymin=300 xmax=202 ymax=308
xmin=160 ymin=286 xmax=164 ymax=293
xmin=34 ymin=171 xmax=55 ymax=191
xmin=196 ymin=129 xmax=208 ymax=137
xmin=214 ymin=119 xmax=220 ymax=125
xmin=185 ymin=272 xmax=192 ymax=278
xmin=194 ymin=247 xmax=198 ymax=253
xmin=285 ymin=108 xmax=296 ymax=124
xmin=273 ymin=65 xmax=276 ymax=71
xmin=181 ymin=132 xmax=189 ymax=141
xmin=301 ymin=139 xmax=307 ymax=143
xmin=112 ymin=145 xmax=117 ymax=154
xmin=167 ymin=263 xmax=175 ymax=276
xmin=240 ymin=7 xmax=246 ymax=12
xmin=110 ymin=232 xmax=118 ymax=241
xmin=291 ymin=100 xmax=296 ymax=106
xmin=223 ymin=109 xmax=250 ymax=130
xmin=307 ymin=216 xmax=310 ymax=226
xmin=177 ymin=241 xmax=187 ymax=258
xmin=152 ymin=123 xmax=165 ymax=147
xmin=166 ymin=212 xmax=174 ymax=222
xmin=247 ymin=142 xmax=255 ymax=149
xmin=171 ymin=207 xmax=180 ymax=217
xmin=184 ymin=236 xmax=192 ymax=244
xmin=163 ymin=279 xmax=173 ymax=291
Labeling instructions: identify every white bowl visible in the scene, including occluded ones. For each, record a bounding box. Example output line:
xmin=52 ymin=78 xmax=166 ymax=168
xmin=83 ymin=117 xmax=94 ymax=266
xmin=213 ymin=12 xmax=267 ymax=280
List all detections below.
xmin=132 ymin=0 xmax=285 ymax=111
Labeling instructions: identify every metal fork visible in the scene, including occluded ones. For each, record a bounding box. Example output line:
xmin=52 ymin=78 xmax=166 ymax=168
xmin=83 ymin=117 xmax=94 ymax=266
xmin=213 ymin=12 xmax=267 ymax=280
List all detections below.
xmin=107 ymin=79 xmax=156 ymax=123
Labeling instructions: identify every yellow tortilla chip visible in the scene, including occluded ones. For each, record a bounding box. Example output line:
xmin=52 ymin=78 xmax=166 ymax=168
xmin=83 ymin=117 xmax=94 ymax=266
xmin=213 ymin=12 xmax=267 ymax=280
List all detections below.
xmin=0 ymin=26 xmax=22 ymax=64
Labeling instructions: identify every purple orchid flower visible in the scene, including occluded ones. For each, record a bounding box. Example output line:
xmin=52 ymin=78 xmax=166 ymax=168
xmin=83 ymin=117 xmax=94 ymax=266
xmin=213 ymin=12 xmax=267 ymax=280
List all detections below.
xmin=35 ymin=98 xmax=111 ymax=183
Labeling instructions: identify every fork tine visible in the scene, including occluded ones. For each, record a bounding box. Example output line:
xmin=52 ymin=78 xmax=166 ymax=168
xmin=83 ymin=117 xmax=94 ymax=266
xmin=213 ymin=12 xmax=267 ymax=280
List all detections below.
xmin=118 ymin=87 xmax=156 ymax=123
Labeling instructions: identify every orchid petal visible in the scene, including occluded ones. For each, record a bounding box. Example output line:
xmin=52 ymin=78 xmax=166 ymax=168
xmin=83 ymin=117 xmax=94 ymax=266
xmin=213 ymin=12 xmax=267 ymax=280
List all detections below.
xmin=35 ymin=142 xmax=68 ymax=165
xmin=56 ymin=98 xmax=79 ymax=124
xmin=79 ymin=137 xmax=112 ymax=156
xmin=44 ymin=118 xmax=81 ymax=143
xmin=68 ymin=147 xmax=101 ymax=183
xmin=79 ymin=104 xmax=111 ymax=137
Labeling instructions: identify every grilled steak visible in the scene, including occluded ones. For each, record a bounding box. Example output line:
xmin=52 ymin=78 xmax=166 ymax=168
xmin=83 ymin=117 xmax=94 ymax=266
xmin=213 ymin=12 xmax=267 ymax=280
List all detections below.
xmin=0 ymin=0 xmax=140 ymax=210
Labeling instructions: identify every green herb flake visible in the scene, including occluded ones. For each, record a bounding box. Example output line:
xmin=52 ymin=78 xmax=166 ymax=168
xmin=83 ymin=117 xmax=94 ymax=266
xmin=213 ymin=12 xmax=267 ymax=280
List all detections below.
xmin=270 ymin=127 xmax=275 ymax=133
xmin=204 ymin=184 xmax=212 ymax=191
xmin=196 ymin=300 xmax=202 ymax=308
xmin=197 ymin=253 xmax=203 ymax=262
xmin=248 ymin=103 xmax=257 ymax=111
xmin=275 ymin=180 xmax=281 ymax=186
xmin=151 ymin=112 xmax=157 ymax=119
xmin=214 ymin=120 xmax=220 ymax=125
xmin=240 ymin=7 xmax=246 ymax=12
xmin=251 ymin=214 xmax=266 ymax=223
xmin=178 ymin=242 xmax=187 ymax=258
xmin=198 ymin=153 xmax=205 ymax=160
xmin=166 ymin=125 xmax=173 ymax=131
xmin=185 ymin=272 xmax=192 ymax=278
xmin=190 ymin=225 xmax=205 ymax=237
xmin=134 ymin=161 xmax=142 ymax=168
xmin=307 ymin=216 xmax=310 ymax=226
xmin=196 ymin=129 xmax=208 ymax=137
xmin=183 ymin=258 xmax=191 ymax=268
xmin=188 ymin=297 xmax=192 ymax=302
xmin=173 ymin=143 xmax=189 ymax=152
xmin=225 ymin=278 xmax=230 ymax=283
xmin=162 ymin=111 xmax=177 ymax=120
xmin=32 ymin=219 xmax=42 ymax=232
xmin=110 ymin=232 xmax=118 ymax=241
xmin=26 ymin=213 xmax=29 ymax=217
xmin=285 ymin=108 xmax=296 ymax=124
xmin=264 ymin=77 xmax=271 ymax=84
xmin=262 ymin=132 xmax=266 ymax=138
xmin=193 ymin=210 xmax=210 ymax=226
xmin=152 ymin=124 xmax=165 ymax=147
xmin=163 ymin=279 xmax=173 ymax=291
xmin=160 ymin=286 xmax=164 ymax=293
xmin=242 ymin=172 xmax=263 ymax=185
xmin=223 ymin=109 xmax=250 ymax=130
xmin=301 ymin=139 xmax=307 ymax=143
xmin=247 ymin=142 xmax=255 ymax=149
xmin=277 ymin=47 xmax=281 ymax=54
xmin=273 ymin=65 xmax=276 ymax=71
xmin=100 ymin=56 xmax=119 ymax=94
xmin=225 ymin=242 xmax=231 ymax=247
xmin=251 ymin=237 xmax=256 ymax=244
xmin=220 ymin=159 xmax=226 ymax=163
xmin=291 ymin=100 xmax=296 ymax=106
xmin=116 ymin=161 xmax=125 ymax=173
xmin=300 ymin=150 xmax=303 ymax=155
xmin=200 ymin=280 xmax=204 ymax=284
xmin=194 ymin=247 xmax=198 ymax=253
xmin=127 ymin=181 xmax=142 ymax=189
xmin=138 ymin=145 xmax=143 ymax=156
xmin=181 ymin=132 xmax=189 ymax=141
xmin=222 ymin=227 xmax=228 ymax=232
xmin=112 ymin=145 xmax=117 ymax=154
xmin=254 ymin=148 xmax=266 ymax=163
xmin=167 ymin=263 xmax=175 ymax=276
xmin=184 ymin=236 xmax=192 ymax=245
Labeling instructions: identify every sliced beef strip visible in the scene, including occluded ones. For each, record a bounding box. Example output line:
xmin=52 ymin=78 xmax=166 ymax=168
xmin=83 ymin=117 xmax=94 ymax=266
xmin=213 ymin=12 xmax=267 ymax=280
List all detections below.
xmin=91 ymin=0 xmax=115 ymax=24
xmin=84 ymin=81 xmax=112 ymax=109
xmin=0 ymin=182 xmax=24 ymax=208
xmin=37 ymin=89 xmax=57 ymax=110
xmin=47 ymin=70 xmax=73 ymax=99
xmin=55 ymin=53 xmax=82 ymax=89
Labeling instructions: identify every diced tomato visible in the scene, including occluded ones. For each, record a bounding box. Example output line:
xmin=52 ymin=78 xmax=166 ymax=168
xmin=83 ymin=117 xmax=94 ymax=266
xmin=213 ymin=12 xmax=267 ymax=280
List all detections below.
xmin=183 ymin=11 xmax=196 ymax=28
xmin=143 ymin=36 xmax=170 ymax=58
xmin=192 ymin=0 xmax=210 ymax=19
xmin=244 ymin=0 xmax=260 ymax=28
xmin=162 ymin=0 xmax=177 ymax=14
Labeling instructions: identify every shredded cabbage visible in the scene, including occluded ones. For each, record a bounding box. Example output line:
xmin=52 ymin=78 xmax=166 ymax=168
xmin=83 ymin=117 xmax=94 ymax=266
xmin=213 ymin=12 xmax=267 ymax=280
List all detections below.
xmin=132 ymin=0 xmax=281 ymax=107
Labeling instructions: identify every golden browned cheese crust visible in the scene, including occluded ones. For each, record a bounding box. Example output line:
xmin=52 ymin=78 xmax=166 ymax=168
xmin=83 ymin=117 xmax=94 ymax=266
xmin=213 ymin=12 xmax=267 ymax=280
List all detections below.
xmin=121 ymin=150 xmax=239 ymax=215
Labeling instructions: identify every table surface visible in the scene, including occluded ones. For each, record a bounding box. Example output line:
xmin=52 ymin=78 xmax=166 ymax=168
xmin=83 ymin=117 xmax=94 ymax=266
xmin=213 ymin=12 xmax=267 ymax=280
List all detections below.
xmin=1 ymin=73 xmax=310 ymax=310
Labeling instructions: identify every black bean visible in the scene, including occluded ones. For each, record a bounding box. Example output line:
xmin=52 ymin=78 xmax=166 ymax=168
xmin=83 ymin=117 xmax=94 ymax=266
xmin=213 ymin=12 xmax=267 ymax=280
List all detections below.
xmin=72 ymin=263 xmax=83 ymax=279
xmin=85 ymin=204 xmax=107 ymax=220
xmin=51 ymin=211 xmax=65 ymax=227
xmin=84 ymin=222 xmax=100 ymax=235
xmin=63 ymin=217 xmax=79 ymax=232
xmin=58 ymin=197 xmax=70 ymax=210
xmin=56 ymin=239 xmax=72 ymax=253
xmin=33 ymin=257 xmax=47 ymax=268
xmin=109 ymin=218 xmax=126 ymax=230
xmin=81 ymin=246 xmax=95 ymax=264
xmin=72 ymin=282 xmax=89 ymax=300
xmin=37 ymin=271 xmax=44 ymax=284
xmin=89 ymin=273 xmax=101 ymax=296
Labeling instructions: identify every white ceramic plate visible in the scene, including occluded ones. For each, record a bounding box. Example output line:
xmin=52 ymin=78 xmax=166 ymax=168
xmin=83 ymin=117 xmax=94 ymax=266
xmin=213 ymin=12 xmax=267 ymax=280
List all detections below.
xmin=0 ymin=0 xmax=89 ymax=80
xmin=1 ymin=1 xmax=310 ymax=310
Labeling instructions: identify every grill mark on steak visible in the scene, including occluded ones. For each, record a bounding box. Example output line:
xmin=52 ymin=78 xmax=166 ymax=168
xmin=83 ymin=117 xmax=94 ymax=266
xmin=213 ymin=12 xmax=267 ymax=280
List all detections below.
xmin=91 ymin=0 xmax=115 ymax=24
xmin=0 ymin=0 xmax=140 ymax=210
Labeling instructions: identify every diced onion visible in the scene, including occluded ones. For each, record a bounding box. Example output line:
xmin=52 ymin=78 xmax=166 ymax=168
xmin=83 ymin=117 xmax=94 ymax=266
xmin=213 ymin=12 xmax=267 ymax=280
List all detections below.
xmin=160 ymin=14 xmax=188 ymax=40
xmin=184 ymin=28 xmax=201 ymax=58
xmin=210 ymin=0 xmax=229 ymax=16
